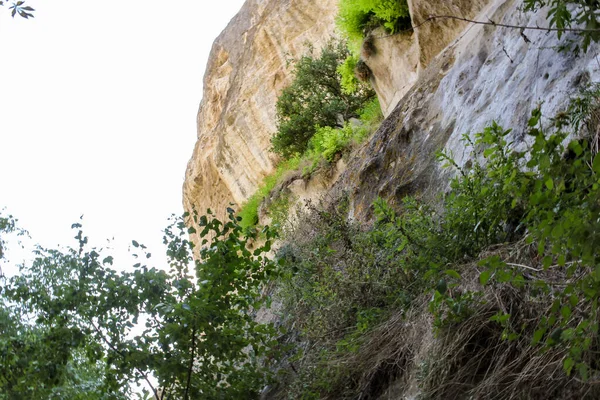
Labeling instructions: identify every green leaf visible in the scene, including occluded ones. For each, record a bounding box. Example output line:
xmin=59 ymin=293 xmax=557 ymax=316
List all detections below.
xmin=532 ymin=327 xmax=546 ymax=344
xmin=578 ymin=362 xmax=589 ymax=381
xmin=551 ymin=224 xmax=564 ymax=239
xmin=479 ymin=270 xmax=492 ymax=286
xmin=445 ymin=269 xmax=461 ymax=280
xmin=542 ymin=256 xmax=553 ymax=269
xmin=545 ymin=178 xmax=554 ymax=190
xmin=560 ymin=306 xmax=572 ymax=320
xmin=563 ymin=357 xmax=575 ymax=375
xmin=132 ymin=240 xmax=140 ymax=248
xmin=436 ymin=279 xmax=447 ymax=294
xmin=569 ymin=294 xmax=578 ymax=307
xmin=593 ymin=153 xmax=600 ymax=174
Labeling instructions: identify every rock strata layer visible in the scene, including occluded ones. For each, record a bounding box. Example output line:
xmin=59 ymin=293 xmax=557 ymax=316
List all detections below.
xmin=184 ymin=0 xmax=600 ymax=232
xmin=183 ymin=0 xmax=338 ymax=220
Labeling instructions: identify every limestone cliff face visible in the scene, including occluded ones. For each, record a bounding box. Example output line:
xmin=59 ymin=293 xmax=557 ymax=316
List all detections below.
xmin=366 ymin=0 xmax=490 ymax=116
xmin=183 ymin=0 xmax=338 ymax=220
xmin=337 ymin=0 xmax=600 ymax=223
xmin=184 ymin=0 xmax=599 ymax=230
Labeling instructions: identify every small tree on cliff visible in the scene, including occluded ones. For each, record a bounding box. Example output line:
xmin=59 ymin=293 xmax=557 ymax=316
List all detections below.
xmin=271 ymin=40 xmax=374 ymax=158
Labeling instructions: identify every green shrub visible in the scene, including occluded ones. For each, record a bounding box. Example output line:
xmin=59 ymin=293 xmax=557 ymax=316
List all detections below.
xmin=310 ymin=125 xmax=353 ymax=162
xmin=337 ymin=0 xmax=411 ymax=52
xmin=238 ymin=157 xmax=300 ymax=229
xmin=359 ymin=96 xmax=383 ymax=127
xmin=243 ymin=97 xmax=381 ymax=230
xmin=337 ymin=55 xmax=360 ymax=94
xmin=435 ymin=88 xmax=600 ymax=378
xmin=271 ymin=40 xmax=374 ymax=158
xmin=273 ymin=85 xmax=600 ymax=396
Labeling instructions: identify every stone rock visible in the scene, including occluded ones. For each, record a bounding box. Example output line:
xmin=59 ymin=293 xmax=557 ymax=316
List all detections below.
xmin=364 ymin=0 xmax=490 ymax=116
xmin=335 ymin=0 xmax=600 ymax=224
xmin=184 ymin=0 xmax=600 ymax=232
xmin=183 ymin=0 xmax=338 ymax=222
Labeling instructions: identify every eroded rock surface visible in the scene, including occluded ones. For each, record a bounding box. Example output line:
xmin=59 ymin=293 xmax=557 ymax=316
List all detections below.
xmin=183 ymin=0 xmax=338 ymax=220
xmin=184 ymin=0 xmax=600 ymax=232
xmin=365 ymin=0 xmax=490 ymax=116
xmin=337 ymin=0 xmax=600 ymax=224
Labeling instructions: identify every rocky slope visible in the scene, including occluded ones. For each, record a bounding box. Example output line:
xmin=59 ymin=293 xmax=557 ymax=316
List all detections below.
xmin=185 ymin=0 xmax=600 ymax=225
xmin=183 ymin=1 xmax=600 ymax=398
xmin=338 ymin=0 xmax=600 ymax=221
xmin=183 ymin=0 xmax=337 ymax=221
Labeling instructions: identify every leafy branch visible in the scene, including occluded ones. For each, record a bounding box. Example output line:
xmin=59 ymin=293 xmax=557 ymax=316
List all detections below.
xmin=0 ymin=1 xmax=35 ymax=19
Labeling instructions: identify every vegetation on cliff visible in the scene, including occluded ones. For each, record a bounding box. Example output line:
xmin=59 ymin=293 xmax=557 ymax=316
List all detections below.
xmin=7 ymin=83 xmax=600 ymax=399
xmin=336 ymin=0 xmax=411 ymax=52
xmin=271 ymin=40 xmax=374 ymax=159
xmin=238 ymin=39 xmax=382 ymax=229
xmin=6 ymin=1 xmax=600 ymax=399
xmin=266 ymin=85 xmax=600 ymax=399
xmin=523 ymin=0 xmax=600 ymax=52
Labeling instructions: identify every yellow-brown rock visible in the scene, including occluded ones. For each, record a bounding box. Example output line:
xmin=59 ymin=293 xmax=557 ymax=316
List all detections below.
xmin=364 ymin=0 xmax=490 ymax=116
xmin=408 ymin=0 xmax=490 ymax=68
xmin=183 ymin=0 xmax=338 ymax=221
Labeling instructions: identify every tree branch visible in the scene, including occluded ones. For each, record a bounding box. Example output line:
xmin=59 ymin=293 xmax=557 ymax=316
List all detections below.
xmin=183 ymin=323 xmax=198 ymax=400
xmin=88 ymin=318 xmax=160 ymax=400
xmin=416 ymin=14 xmax=600 ymax=34
xmin=374 ymin=14 xmax=600 ymax=40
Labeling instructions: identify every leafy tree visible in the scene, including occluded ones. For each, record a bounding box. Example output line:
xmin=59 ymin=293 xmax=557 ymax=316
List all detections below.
xmin=271 ymin=40 xmax=374 ymax=158
xmin=0 ymin=1 xmax=35 ymax=18
xmin=337 ymin=54 xmax=361 ymax=94
xmin=336 ymin=0 xmax=411 ymax=51
xmin=0 ymin=209 xmax=279 ymax=399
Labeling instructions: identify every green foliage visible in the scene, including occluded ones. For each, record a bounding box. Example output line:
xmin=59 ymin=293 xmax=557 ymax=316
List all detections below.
xmin=238 ymin=157 xmax=300 ymax=229
xmin=302 ymin=99 xmax=381 ymax=175
xmin=523 ymin=0 xmax=600 ymax=51
xmin=0 ymin=212 xmax=16 ymax=262
xmin=337 ymin=55 xmax=360 ymax=94
xmin=437 ymin=124 xmax=526 ymax=259
xmin=0 ymin=305 xmax=124 ymax=399
xmin=242 ymin=98 xmax=382 ymax=230
xmin=1 ymin=208 xmax=279 ymax=399
xmin=271 ymin=40 xmax=374 ymax=158
xmin=273 ymin=85 xmax=600 ymax=395
xmin=0 ymin=1 xmax=35 ymax=18
xmin=438 ymin=86 xmax=600 ymax=378
xmin=309 ymin=125 xmax=355 ymax=162
xmin=358 ymin=96 xmax=384 ymax=127
xmin=336 ymin=0 xmax=411 ymax=52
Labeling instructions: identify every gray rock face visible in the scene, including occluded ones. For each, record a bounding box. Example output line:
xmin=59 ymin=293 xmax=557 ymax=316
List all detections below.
xmin=337 ymin=0 xmax=600 ymax=221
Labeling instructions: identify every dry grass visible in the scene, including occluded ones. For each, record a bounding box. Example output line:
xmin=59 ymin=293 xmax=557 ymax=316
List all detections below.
xmin=276 ymin=239 xmax=600 ymax=400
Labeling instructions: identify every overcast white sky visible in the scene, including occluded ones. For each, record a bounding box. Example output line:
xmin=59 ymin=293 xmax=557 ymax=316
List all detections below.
xmin=0 ymin=0 xmax=246 ymax=272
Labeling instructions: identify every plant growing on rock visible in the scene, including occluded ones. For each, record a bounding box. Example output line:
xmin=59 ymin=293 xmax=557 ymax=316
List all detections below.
xmin=271 ymin=40 xmax=374 ymax=158
xmin=518 ymin=1 xmax=600 ymax=51
xmin=336 ymin=0 xmax=411 ymax=52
